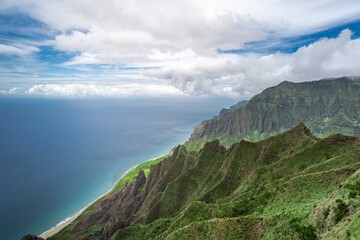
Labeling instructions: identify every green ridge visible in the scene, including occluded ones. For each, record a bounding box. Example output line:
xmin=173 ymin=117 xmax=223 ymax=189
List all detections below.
xmin=186 ymin=77 xmax=360 ymax=150
xmin=52 ymin=124 xmax=360 ymax=240
xmin=110 ymin=155 xmax=168 ymax=194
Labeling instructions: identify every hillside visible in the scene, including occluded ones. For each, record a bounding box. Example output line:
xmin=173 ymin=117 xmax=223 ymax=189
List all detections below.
xmin=186 ymin=77 xmax=360 ymax=149
xmin=50 ymin=124 xmax=360 ymax=240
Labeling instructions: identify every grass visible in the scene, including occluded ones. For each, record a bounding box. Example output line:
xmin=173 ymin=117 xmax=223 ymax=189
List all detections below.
xmin=109 ymin=154 xmax=168 ymax=194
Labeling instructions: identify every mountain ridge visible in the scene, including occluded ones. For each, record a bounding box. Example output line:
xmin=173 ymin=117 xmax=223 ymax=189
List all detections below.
xmin=49 ymin=124 xmax=360 ymax=239
xmin=186 ymin=76 xmax=360 ymax=149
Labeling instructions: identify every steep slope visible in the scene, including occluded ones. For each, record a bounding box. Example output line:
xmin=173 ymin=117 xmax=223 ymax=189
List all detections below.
xmin=52 ymin=124 xmax=360 ymax=240
xmin=187 ymin=77 xmax=360 ymax=149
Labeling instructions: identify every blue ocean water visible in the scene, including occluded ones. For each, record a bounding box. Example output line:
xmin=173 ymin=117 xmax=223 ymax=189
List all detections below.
xmin=0 ymin=96 xmax=234 ymax=240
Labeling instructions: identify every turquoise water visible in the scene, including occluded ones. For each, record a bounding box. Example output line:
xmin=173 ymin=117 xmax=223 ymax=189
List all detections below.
xmin=0 ymin=96 xmax=234 ymax=240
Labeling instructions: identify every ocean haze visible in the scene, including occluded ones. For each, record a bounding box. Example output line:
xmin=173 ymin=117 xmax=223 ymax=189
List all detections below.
xmin=0 ymin=96 xmax=235 ymax=240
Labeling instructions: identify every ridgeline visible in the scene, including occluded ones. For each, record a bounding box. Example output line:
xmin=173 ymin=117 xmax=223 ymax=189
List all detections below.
xmin=187 ymin=76 xmax=360 ymax=149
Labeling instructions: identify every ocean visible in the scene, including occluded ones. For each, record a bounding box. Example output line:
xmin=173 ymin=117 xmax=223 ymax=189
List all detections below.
xmin=0 ymin=96 xmax=235 ymax=240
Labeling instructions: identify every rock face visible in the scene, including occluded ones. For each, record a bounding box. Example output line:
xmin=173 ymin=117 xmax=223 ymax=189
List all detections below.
xmin=63 ymin=170 xmax=148 ymax=239
xmin=187 ymin=77 xmax=360 ymax=148
xmin=53 ymin=124 xmax=360 ymax=239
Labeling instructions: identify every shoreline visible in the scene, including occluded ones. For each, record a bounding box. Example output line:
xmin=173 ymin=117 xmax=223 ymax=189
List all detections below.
xmin=40 ymin=155 xmax=165 ymax=239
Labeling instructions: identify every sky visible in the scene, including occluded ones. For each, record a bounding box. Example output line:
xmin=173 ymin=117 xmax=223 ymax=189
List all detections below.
xmin=1 ymin=0 xmax=360 ymax=99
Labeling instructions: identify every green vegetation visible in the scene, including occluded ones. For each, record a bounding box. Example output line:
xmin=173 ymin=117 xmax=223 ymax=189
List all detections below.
xmin=289 ymin=218 xmax=317 ymax=240
xmin=110 ymin=154 xmax=168 ymax=194
xmin=346 ymin=180 xmax=360 ymax=199
xmin=186 ymin=77 xmax=360 ymax=150
xmin=53 ymin=125 xmax=360 ymax=239
xmin=333 ymin=199 xmax=348 ymax=223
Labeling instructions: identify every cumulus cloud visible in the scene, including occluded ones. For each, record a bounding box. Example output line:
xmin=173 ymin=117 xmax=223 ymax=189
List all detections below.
xmin=52 ymin=13 xmax=266 ymax=65
xmin=0 ymin=87 xmax=21 ymax=95
xmin=24 ymin=83 xmax=184 ymax=97
xmin=4 ymin=0 xmax=360 ymax=65
xmin=1 ymin=1 xmax=360 ymax=98
xmin=147 ymin=29 xmax=360 ymax=99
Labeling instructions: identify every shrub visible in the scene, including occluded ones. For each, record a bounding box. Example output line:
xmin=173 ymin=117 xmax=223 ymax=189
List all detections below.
xmin=232 ymin=198 xmax=253 ymax=216
xmin=289 ymin=218 xmax=317 ymax=240
xmin=348 ymin=191 xmax=357 ymax=199
xmin=333 ymin=199 xmax=348 ymax=223
xmin=345 ymin=180 xmax=360 ymax=191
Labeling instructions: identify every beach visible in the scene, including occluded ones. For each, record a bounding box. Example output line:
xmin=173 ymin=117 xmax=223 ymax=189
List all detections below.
xmin=39 ymin=154 xmax=167 ymax=239
xmin=40 ymin=164 xmax=138 ymax=239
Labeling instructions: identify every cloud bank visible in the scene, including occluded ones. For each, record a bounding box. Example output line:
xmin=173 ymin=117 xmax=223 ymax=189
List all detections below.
xmin=146 ymin=29 xmax=360 ymax=98
xmin=1 ymin=1 xmax=360 ymax=98
xmin=0 ymin=83 xmax=184 ymax=97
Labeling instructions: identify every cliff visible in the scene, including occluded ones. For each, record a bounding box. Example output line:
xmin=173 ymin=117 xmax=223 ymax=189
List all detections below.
xmin=186 ymin=76 xmax=360 ymax=149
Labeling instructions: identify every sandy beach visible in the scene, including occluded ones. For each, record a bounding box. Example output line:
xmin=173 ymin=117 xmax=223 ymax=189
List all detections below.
xmin=39 ymin=154 xmax=166 ymax=239
xmin=40 ymin=212 xmax=81 ymax=239
xmin=40 ymin=164 xmax=138 ymax=239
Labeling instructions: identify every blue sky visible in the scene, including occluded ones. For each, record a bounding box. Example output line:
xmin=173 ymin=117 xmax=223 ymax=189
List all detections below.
xmin=222 ymin=19 xmax=360 ymax=54
xmin=1 ymin=0 xmax=360 ymax=98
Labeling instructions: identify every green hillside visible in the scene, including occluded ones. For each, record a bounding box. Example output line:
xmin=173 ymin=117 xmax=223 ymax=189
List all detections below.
xmin=52 ymin=124 xmax=360 ymax=240
xmin=186 ymin=77 xmax=360 ymax=150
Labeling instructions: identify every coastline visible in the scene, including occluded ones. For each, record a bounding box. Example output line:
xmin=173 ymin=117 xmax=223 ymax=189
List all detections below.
xmin=40 ymin=154 xmax=165 ymax=239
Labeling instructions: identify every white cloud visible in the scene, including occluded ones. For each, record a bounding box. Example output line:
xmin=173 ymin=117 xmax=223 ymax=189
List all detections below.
xmin=147 ymin=29 xmax=360 ymax=99
xmin=0 ymin=87 xmax=21 ymax=95
xmin=197 ymin=0 xmax=360 ymax=34
xmin=51 ymin=14 xmax=266 ymax=65
xmin=1 ymin=1 xmax=360 ymax=98
xmin=2 ymin=30 xmax=360 ymax=98
xmin=7 ymin=0 xmax=359 ymax=65
xmin=289 ymin=29 xmax=360 ymax=79
xmin=24 ymin=83 xmax=184 ymax=97
xmin=39 ymin=1 xmax=360 ymax=66
xmin=0 ymin=43 xmax=39 ymax=55
xmin=3 ymin=0 xmax=360 ymax=35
